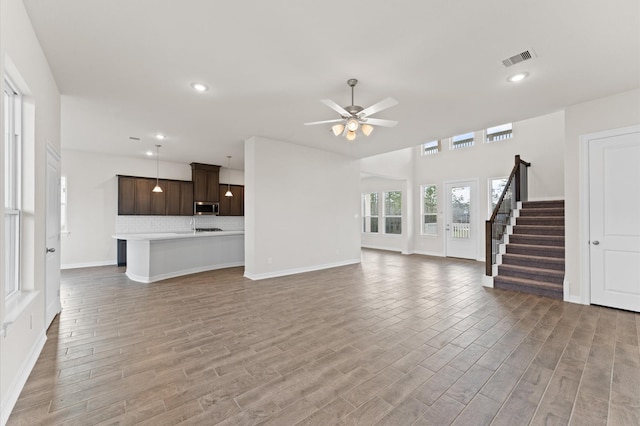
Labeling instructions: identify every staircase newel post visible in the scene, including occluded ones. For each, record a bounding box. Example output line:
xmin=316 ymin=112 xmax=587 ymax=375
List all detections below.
xmin=514 ymin=155 xmax=522 ymax=203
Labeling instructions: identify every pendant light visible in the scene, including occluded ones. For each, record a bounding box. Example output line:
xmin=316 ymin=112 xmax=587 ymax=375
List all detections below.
xmin=224 ymin=155 xmax=233 ymax=197
xmin=152 ymin=144 xmax=163 ymax=193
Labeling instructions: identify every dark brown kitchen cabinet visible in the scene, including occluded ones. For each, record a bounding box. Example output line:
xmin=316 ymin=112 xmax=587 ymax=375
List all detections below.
xmin=135 ymin=178 xmax=165 ymax=215
xmin=180 ymin=181 xmax=194 ymax=215
xmin=218 ymin=184 xmax=244 ymax=216
xmin=164 ymin=180 xmax=182 ymax=216
xmin=118 ymin=175 xmax=193 ymax=216
xmin=191 ymin=163 xmax=220 ymax=202
xmin=118 ymin=176 xmax=136 ymax=215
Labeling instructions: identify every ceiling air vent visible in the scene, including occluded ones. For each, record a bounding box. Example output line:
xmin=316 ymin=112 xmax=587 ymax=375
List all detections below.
xmin=502 ymin=50 xmax=536 ymax=67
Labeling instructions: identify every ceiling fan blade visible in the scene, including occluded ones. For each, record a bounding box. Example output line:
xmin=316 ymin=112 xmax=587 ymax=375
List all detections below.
xmin=320 ymin=99 xmax=353 ymax=117
xmin=304 ymin=118 xmax=346 ymax=126
xmin=364 ymin=118 xmax=398 ymax=128
xmin=357 ymin=97 xmax=398 ymax=118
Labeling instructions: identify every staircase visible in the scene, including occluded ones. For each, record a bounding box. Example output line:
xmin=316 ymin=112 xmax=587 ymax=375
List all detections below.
xmin=494 ymin=200 xmax=565 ymax=299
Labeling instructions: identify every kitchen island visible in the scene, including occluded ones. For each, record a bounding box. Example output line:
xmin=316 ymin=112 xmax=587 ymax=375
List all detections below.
xmin=114 ymin=231 xmax=244 ymax=283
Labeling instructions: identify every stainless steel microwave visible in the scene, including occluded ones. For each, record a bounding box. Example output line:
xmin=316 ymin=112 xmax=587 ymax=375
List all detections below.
xmin=194 ymin=201 xmax=219 ymax=215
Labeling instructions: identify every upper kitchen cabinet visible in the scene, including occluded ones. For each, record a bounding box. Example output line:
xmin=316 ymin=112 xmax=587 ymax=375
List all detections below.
xmin=180 ymin=181 xmax=194 ymax=216
xmin=135 ymin=178 xmax=165 ymax=215
xmin=218 ymin=184 xmax=244 ymax=216
xmin=118 ymin=175 xmax=193 ymax=216
xmin=118 ymin=176 xmax=136 ymax=215
xmin=164 ymin=180 xmax=182 ymax=216
xmin=191 ymin=163 xmax=220 ymax=202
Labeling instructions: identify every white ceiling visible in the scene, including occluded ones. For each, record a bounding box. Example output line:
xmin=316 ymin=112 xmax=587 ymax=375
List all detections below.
xmin=23 ymin=0 xmax=640 ymax=170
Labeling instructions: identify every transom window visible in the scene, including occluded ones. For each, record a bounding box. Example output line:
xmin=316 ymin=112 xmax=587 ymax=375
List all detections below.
xmin=451 ymin=132 xmax=474 ymax=149
xmin=486 ymin=123 xmax=513 ymax=142
xmin=421 ymin=140 xmax=440 ymax=156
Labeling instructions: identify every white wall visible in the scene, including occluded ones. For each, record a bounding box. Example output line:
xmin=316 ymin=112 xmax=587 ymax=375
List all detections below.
xmin=61 ymin=149 xmax=244 ymax=268
xmin=244 ymin=136 xmax=361 ymax=279
xmin=360 ymin=111 xmax=565 ymax=258
xmin=564 ymin=89 xmax=640 ymax=303
xmin=0 ymin=0 xmax=61 ymax=422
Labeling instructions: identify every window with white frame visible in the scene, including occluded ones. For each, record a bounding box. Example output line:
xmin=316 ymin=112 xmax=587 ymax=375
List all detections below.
xmin=61 ymin=176 xmax=68 ymax=232
xmin=421 ymin=140 xmax=440 ymax=156
xmin=4 ymin=77 xmax=21 ymax=299
xmin=362 ymin=192 xmax=379 ymax=233
xmin=421 ymin=184 xmax=437 ymax=236
xmin=451 ymin=132 xmax=474 ymax=149
xmin=489 ymin=177 xmax=508 ymax=214
xmin=486 ymin=123 xmax=513 ymax=142
xmin=384 ymin=191 xmax=402 ymax=234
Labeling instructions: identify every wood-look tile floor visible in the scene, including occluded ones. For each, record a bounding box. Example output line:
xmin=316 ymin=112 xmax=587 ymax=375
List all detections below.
xmin=7 ymin=249 xmax=640 ymax=425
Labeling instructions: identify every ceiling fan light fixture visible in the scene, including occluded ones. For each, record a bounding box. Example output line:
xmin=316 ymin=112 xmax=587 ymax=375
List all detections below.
xmin=346 ymin=118 xmax=359 ymax=132
xmin=304 ymin=79 xmax=398 ymax=142
xmin=332 ymin=124 xmax=345 ymax=136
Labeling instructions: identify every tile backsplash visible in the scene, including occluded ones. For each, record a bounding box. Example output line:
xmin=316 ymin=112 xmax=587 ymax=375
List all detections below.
xmin=116 ymin=215 xmax=244 ymax=234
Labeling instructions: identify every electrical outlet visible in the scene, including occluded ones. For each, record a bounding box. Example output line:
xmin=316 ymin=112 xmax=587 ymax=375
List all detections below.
xmin=267 ymin=257 xmax=272 ymax=265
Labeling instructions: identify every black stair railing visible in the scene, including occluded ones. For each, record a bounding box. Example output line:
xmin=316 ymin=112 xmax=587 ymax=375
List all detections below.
xmin=485 ymin=155 xmax=531 ymax=276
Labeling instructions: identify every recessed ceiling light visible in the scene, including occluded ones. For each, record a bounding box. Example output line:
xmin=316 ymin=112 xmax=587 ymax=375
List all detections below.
xmin=146 ymin=150 xmax=153 ymax=156
xmin=191 ymin=82 xmax=208 ymax=92
xmin=508 ymin=72 xmax=529 ymax=82
xmin=155 ymin=133 xmax=165 ymax=140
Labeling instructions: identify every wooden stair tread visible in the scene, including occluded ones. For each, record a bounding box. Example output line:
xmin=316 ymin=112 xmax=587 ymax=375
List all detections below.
xmin=494 ymin=275 xmax=563 ymax=291
xmin=501 ymin=253 xmax=565 ymax=264
xmin=522 ymin=200 xmax=564 ymax=207
xmin=498 ymin=264 xmax=565 ymax=277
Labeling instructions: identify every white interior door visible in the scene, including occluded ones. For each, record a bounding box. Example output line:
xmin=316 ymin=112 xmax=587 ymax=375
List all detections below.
xmin=46 ymin=146 xmax=61 ymax=327
xmin=589 ymin=128 xmax=640 ymax=312
xmin=445 ymin=180 xmax=478 ymax=260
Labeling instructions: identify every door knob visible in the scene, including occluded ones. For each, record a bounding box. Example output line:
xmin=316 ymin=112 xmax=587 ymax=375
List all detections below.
xmin=592 ymin=241 xmax=600 ymax=245
xmin=47 ymin=247 xmax=56 ymax=253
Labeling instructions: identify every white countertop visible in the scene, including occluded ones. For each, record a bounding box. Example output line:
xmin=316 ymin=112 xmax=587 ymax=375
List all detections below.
xmin=114 ymin=230 xmax=244 ymax=241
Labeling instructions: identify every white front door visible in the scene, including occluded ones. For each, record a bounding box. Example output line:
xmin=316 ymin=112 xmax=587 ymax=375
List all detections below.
xmin=445 ymin=180 xmax=478 ymax=260
xmin=45 ymin=146 xmax=61 ymax=327
xmin=589 ymin=127 xmax=640 ymax=312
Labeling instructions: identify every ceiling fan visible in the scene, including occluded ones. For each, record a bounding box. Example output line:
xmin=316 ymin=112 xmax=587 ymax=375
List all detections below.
xmin=304 ymin=79 xmax=398 ymax=141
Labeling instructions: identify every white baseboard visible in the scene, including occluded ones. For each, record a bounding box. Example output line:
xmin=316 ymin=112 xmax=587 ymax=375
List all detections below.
xmin=244 ymin=258 xmax=361 ymax=281
xmin=361 ymin=244 xmax=403 ymax=253
xmin=411 ymin=250 xmax=445 ymax=257
xmin=61 ymin=260 xmax=116 ymax=270
xmin=1 ymin=330 xmax=47 ymax=426
xmin=482 ymin=275 xmax=494 ymax=288
xmin=563 ymin=279 xmax=588 ymax=305
xmin=565 ymin=295 xmax=586 ymax=305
